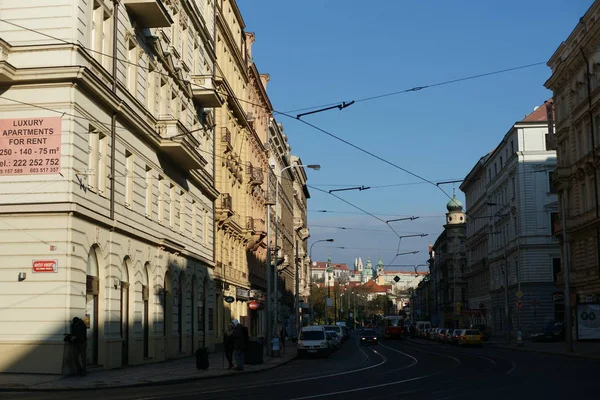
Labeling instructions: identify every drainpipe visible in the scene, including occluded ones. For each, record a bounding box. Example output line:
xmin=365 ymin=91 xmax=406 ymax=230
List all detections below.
xmin=109 ymin=0 xmax=119 ymax=221
xmin=580 ymin=47 xmax=600 ymax=275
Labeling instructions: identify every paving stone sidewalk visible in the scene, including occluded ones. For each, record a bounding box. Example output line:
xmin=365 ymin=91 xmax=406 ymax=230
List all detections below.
xmin=407 ymin=336 xmax=600 ymax=360
xmin=0 ymin=345 xmax=297 ymax=391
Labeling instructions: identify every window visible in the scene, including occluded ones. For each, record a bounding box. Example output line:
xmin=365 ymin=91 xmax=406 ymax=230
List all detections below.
xmin=191 ymin=200 xmax=197 ymax=239
xmin=157 ymin=176 xmax=164 ymax=223
xmin=552 ymin=258 xmax=561 ymax=283
xmin=494 ymin=163 xmax=497 ymax=176
xmin=550 ymin=212 xmax=559 ymax=235
xmin=147 ymin=65 xmax=156 ymax=114
xmin=169 ymin=184 xmax=176 ymax=229
xmin=127 ymin=39 xmax=138 ymax=95
xmin=203 ymin=208 xmax=209 ymax=245
xmin=511 ymin=177 xmax=516 ymax=199
xmin=580 ymin=182 xmax=587 ymax=212
xmin=145 ymin=167 xmax=153 ymax=217
xmin=88 ymin=126 xmax=99 ymax=191
xmin=98 ymin=133 xmax=108 ymax=195
xmin=179 ymin=191 xmax=186 ymax=233
xmin=510 ymin=140 xmax=514 ymax=154
xmin=500 ymin=156 xmax=503 ymax=169
xmin=125 ymin=151 xmax=134 ymax=208
xmin=548 ymin=171 xmax=557 ymax=193
xmin=159 ymin=78 xmax=168 ymax=116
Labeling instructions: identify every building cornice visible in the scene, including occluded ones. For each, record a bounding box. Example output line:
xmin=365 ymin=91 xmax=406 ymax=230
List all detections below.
xmin=0 ymin=204 xmax=215 ymax=267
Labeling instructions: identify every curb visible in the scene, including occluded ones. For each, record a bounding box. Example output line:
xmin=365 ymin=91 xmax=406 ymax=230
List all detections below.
xmin=0 ymin=353 xmax=298 ymax=392
xmin=489 ymin=344 xmax=600 ymax=361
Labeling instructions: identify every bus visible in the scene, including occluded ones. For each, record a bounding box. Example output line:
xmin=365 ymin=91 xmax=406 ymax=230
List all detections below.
xmin=382 ymin=315 xmax=405 ymax=339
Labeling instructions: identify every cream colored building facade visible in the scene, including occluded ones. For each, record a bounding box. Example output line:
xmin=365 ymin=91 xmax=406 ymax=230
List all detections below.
xmin=0 ymin=0 xmax=221 ymax=374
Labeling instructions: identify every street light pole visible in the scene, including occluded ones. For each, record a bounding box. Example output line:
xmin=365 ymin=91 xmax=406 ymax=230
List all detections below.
xmin=273 ymin=164 xmax=320 ymax=336
xmin=265 ymin=172 xmax=274 ymax=355
xmin=309 ymin=239 xmax=334 ymax=324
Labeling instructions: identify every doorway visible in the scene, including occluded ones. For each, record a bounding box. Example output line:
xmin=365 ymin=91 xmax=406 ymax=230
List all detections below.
xmin=86 ymin=248 xmax=100 ymax=366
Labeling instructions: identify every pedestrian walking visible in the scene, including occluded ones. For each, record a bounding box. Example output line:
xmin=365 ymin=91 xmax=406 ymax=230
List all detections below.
xmin=223 ymin=322 xmax=235 ymax=370
xmin=70 ymin=317 xmax=87 ymax=376
xmin=232 ymin=319 xmax=248 ymax=371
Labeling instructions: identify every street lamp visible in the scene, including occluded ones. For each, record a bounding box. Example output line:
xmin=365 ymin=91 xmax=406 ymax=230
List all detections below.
xmin=273 ymin=164 xmax=320 ymax=341
xmin=309 ymin=239 xmax=334 ymax=325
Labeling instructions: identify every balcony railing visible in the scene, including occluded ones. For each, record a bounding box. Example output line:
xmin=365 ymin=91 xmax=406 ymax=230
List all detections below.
xmin=123 ymin=0 xmax=172 ymax=28
xmin=247 ymin=163 xmax=264 ymax=185
xmin=246 ymin=216 xmax=255 ymax=231
xmin=190 ymin=75 xmax=224 ymax=107
xmin=221 ymin=193 xmax=232 ymax=210
xmin=221 ymin=127 xmax=232 ymax=152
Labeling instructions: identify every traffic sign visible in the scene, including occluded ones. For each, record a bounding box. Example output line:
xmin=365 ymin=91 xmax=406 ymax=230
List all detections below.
xmin=516 ymin=300 xmax=524 ymax=310
xmin=516 ymin=291 xmax=524 ymax=298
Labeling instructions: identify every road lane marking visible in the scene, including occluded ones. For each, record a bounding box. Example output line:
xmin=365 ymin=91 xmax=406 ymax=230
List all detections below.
xmin=286 ymin=373 xmax=440 ymax=399
xmin=377 ymin=343 xmax=418 ymax=369
xmin=133 ymin=344 xmax=389 ymax=399
xmin=400 ymin=342 xmax=461 ymax=368
xmin=506 ymin=360 xmax=517 ymax=375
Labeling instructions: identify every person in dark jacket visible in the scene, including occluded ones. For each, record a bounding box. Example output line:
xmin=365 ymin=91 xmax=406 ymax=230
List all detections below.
xmin=223 ymin=322 xmax=235 ymax=369
xmin=71 ymin=317 xmax=87 ymax=376
xmin=232 ymin=319 xmax=248 ymax=371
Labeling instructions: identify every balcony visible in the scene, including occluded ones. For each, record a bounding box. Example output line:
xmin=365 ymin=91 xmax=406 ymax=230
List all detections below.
xmin=247 ymin=163 xmax=264 ymax=186
xmin=246 ymin=216 xmax=255 ymax=231
xmin=217 ymin=193 xmax=233 ymax=222
xmin=247 ymin=218 xmax=267 ymax=252
xmin=294 ymin=216 xmax=304 ymax=230
xmin=123 ymin=0 xmax=173 ymax=28
xmin=221 ymin=127 xmax=233 ymax=153
xmin=156 ymin=119 xmax=207 ymax=170
xmin=190 ymin=75 xmax=224 ymax=107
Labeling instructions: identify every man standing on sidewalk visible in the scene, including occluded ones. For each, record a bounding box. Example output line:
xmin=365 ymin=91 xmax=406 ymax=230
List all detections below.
xmin=71 ymin=317 xmax=87 ymax=376
xmin=232 ymin=319 xmax=248 ymax=371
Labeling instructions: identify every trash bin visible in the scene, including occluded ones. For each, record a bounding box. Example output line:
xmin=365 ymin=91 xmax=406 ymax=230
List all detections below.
xmin=245 ymin=340 xmax=264 ymax=365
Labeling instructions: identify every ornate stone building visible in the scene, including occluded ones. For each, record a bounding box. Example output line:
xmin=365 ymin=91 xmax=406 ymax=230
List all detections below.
xmin=545 ymin=1 xmax=600 ymax=340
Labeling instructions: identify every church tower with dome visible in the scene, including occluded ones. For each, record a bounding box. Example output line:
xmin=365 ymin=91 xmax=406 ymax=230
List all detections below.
xmin=430 ymin=188 xmax=468 ymax=329
xmin=445 ymin=189 xmax=466 ymax=225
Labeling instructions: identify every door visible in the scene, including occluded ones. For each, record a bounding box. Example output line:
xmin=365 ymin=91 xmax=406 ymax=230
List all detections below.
xmin=143 ymin=285 xmax=149 ymax=358
xmin=121 ymin=282 xmax=129 ymax=366
xmin=86 ymin=276 xmax=99 ymax=365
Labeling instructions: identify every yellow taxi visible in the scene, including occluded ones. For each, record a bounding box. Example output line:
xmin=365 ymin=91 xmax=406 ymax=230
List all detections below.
xmin=458 ymin=329 xmax=483 ymax=347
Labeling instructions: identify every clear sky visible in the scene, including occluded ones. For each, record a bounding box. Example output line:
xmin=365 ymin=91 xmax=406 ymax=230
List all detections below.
xmin=237 ymin=0 xmax=593 ymax=272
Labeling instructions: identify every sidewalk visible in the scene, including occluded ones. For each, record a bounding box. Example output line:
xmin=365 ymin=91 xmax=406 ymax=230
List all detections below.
xmin=407 ymin=336 xmax=600 ymax=361
xmin=0 ymin=344 xmax=297 ymax=391
xmin=489 ymin=339 xmax=600 ymax=360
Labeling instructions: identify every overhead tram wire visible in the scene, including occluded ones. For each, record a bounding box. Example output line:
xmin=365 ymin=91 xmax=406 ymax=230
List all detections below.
xmin=1 ymin=19 xmax=545 ymax=218
xmin=2 ymin=19 xmax=547 ymax=126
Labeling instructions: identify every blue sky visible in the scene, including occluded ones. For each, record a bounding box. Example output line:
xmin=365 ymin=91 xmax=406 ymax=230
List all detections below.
xmin=238 ymin=0 xmax=593 ymax=271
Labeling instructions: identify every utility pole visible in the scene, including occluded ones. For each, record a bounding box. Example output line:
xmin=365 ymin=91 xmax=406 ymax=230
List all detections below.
xmin=265 ymin=173 xmax=274 ymax=355
xmin=561 ymin=191 xmax=574 ymax=352
xmin=503 ymin=231 xmax=510 ymax=345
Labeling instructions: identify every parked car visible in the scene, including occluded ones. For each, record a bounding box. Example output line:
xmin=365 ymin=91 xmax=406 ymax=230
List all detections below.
xmin=459 ymin=329 xmax=483 ymax=347
xmin=470 ymin=324 xmax=491 ymax=341
xmin=326 ymin=331 xmax=342 ymax=349
xmin=450 ymin=329 xmax=463 ymax=345
xmin=530 ymin=321 xmax=564 ymax=342
xmin=297 ymin=325 xmax=330 ymax=358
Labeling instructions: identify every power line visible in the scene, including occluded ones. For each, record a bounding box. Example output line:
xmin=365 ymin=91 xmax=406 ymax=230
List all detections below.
xmin=284 ymin=61 xmax=546 ymax=113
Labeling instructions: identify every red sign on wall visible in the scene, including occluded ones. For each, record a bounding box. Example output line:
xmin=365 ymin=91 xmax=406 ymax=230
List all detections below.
xmin=32 ymin=260 xmax=58 ymax=273
xmin=248 ymin=301 xmax=260 ymax=310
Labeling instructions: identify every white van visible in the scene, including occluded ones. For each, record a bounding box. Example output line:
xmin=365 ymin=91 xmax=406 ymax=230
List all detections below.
xmin=416 ymin=321 xmax=432 ymax=335
xmin=297 ymin=325 xmax=330 ymax=358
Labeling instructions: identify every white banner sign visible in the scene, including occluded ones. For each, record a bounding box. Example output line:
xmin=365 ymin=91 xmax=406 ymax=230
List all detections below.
xmin=577 ymin=304 xmax=600 ymax=340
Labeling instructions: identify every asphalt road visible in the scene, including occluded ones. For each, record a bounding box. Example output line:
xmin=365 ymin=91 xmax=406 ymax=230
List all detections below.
xmin=7 ymin=333 xmax=599 ymax=400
